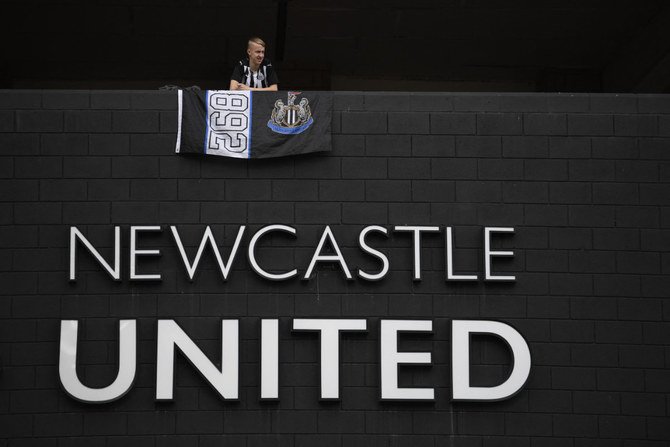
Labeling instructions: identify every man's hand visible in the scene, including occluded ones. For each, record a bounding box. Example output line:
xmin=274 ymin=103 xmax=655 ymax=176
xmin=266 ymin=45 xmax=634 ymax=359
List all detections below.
xmin=229 ymin=82 xmax=278 ymax=92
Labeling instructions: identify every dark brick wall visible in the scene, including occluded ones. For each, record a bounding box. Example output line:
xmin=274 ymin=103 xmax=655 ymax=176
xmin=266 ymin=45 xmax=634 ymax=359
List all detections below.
xmin=1 ymin=90 xmax=670 ymax=446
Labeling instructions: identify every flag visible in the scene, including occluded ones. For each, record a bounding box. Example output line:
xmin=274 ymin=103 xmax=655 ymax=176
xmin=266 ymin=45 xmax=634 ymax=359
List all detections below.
xmin=175 ymin=89 xmax=332 ymax=159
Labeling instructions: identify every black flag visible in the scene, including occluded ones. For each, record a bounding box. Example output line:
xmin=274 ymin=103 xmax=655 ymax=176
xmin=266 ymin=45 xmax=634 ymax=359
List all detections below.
xmin=176 ymin=89 xmax=332 ymax=159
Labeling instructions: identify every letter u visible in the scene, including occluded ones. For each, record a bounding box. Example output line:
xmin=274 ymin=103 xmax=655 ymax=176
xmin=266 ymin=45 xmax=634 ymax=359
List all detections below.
xmin=59 ymin=320 xmax=136 ymax=403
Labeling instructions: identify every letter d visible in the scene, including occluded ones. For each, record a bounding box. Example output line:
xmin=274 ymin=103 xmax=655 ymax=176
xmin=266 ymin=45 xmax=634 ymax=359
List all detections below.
xmin=451 ymin=320 xmax=531 ymax=401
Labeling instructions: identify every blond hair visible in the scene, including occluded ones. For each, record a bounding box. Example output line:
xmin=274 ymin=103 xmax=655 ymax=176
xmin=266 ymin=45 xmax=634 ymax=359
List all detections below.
xmin=247 ymin=37 xmax=266 ymax=49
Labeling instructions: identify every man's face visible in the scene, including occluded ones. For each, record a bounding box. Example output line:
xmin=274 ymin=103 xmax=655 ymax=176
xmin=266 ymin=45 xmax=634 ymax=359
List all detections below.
xmin=247 ymin=42 xmax=265 ymax=66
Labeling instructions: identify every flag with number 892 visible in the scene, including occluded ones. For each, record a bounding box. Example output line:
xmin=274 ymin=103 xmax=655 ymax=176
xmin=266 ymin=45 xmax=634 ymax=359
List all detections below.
xmin=175 ymin=89 xmax=332 ymax=159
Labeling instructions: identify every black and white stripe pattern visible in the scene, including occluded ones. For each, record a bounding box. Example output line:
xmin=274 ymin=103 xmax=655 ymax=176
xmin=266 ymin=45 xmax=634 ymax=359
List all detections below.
xmin=231 ymin=58 xmax=278 ymax=89
xmin=242 ymin=65 xmax=269 ymax=88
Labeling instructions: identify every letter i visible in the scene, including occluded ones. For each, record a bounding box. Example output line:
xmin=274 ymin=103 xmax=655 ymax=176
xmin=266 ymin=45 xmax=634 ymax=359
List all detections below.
xmin=260 ymin=319 xmax=279 ymax=400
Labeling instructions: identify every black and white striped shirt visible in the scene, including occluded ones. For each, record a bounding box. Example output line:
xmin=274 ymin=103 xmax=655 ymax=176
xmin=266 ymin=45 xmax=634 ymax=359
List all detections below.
xmin=230 ymin=58 xmax=279 ymax=89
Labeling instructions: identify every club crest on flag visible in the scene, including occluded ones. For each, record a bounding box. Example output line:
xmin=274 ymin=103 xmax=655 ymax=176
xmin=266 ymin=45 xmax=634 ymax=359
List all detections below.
xmin=176 ymin=89 xmax=331 ymax=159
xmin=267 ymin=91 xmax=314 ymax=135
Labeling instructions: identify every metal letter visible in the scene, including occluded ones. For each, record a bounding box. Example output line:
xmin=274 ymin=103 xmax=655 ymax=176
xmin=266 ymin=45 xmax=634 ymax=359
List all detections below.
xmin=303 ymin=226 xmax=353 ymax=280
xmin=451 ymin=320 xmax=531 ymax=401
xmin=130 ymin=226 xmax=162 ymax=281
xmin=248 ymin=225 xmax=297 ymax=280
xmin=260 ymin=319 xmax=279 ymax=400
xmin=156 ymin=319 xmax=239 ymax=400
xmin=171 ymin=225 xmax=245 ymax=281
xmin=393 ymin=226 xmax=440 ymax=281
xmin=292 ymin=318 xmax=367 ymax=399
xmin=446 ymin=227 xmax=478 ymax=281
xmin=69 ymin=226 xmax=121 ymax=281
xmin=59 ymin=319 xmax=136 ymax=403
xmin=484 ymin=227 xmax=515 ymax=281
xmin=380 ymin=319 xmax=434 ymax=400
xmin=357 ymin=225 xmax=390 ymax=281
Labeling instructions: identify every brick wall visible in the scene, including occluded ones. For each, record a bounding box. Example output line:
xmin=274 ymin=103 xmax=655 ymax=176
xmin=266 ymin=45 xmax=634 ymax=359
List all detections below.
xmin=1 ymin=90 xmax=670 ymax=446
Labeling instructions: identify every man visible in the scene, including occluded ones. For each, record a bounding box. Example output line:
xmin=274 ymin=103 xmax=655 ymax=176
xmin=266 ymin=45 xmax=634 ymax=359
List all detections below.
xmin=229 ymin=37 xmax=279 ymax=91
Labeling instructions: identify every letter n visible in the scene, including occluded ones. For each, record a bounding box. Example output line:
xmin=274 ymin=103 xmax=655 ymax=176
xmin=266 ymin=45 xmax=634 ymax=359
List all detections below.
xmin=156 ymin=319 xmax=239 ymax=400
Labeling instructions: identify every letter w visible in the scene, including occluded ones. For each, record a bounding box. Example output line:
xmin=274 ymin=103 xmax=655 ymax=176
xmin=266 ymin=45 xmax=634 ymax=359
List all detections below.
xmin=171 ymin=226 xmax=245 ymax=281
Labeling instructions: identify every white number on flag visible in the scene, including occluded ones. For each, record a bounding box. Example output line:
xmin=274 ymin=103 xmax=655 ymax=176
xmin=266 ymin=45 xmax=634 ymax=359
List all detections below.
xmin=207 ymin=92 xmax=250 ymax=155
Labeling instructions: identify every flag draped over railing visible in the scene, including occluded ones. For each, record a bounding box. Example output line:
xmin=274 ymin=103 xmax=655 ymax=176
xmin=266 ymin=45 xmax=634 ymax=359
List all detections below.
xmin=175 ymin=89 xmax=332 ymax=159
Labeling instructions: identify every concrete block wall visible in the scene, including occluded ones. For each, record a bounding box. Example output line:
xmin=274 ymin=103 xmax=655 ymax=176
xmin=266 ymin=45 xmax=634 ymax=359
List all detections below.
xmin=1 ymin=90 xmax=670 ymax=446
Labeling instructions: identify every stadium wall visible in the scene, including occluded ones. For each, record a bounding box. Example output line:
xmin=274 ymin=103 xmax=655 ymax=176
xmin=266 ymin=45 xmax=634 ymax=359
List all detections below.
xmin=1 ymin=90 xmax=670 ymax=446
